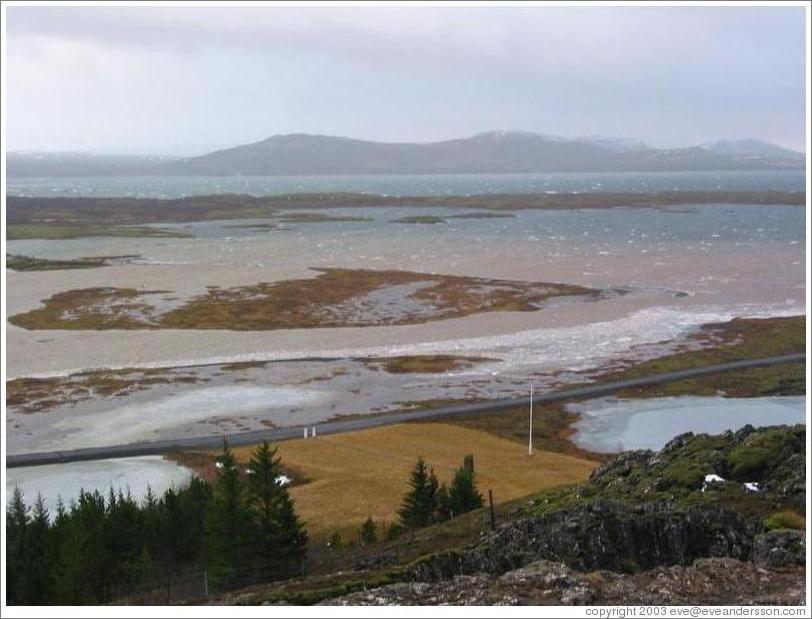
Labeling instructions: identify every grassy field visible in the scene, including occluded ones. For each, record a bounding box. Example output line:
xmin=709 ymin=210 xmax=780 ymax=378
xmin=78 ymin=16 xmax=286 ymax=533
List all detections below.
xmin=182 ymin=423 xmax=597 ymax=541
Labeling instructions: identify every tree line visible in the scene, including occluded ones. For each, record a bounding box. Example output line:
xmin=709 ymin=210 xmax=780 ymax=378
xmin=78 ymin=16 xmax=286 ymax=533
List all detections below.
xmin=5 ymin=442 xmax=306 ymax=605
xmin=398 ymin=453 xmax=484 ymax=528
xmin=8 ymin=446 xmax=486 ymax=604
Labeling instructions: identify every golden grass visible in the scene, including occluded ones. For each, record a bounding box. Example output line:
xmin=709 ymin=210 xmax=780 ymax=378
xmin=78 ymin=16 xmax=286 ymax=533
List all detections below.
xmin=228 ymin=422 xmax=598 ymax=540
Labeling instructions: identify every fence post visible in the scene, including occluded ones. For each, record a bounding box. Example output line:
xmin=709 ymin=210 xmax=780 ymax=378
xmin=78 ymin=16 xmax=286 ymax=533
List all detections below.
xmin=488 ymin=489 xmax=496 ymax=531
xmin=204 ymin=571 xmax=209 ymax=598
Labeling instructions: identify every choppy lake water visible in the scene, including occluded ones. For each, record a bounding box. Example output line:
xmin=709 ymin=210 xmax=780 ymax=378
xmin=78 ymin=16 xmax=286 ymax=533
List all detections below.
xmin=569 ymin=396 xmax=807 ymax=453
xmin=7 ymin=169 xmax=806 ymax=198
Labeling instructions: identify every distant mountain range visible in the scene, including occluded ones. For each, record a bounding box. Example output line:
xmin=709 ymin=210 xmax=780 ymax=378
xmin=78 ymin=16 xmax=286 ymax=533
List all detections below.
xmin=8 ymin=132 xmax=805 ymax=177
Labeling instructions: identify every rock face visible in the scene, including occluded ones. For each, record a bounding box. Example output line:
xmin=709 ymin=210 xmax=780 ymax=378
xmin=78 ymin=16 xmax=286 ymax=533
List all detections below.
xmin=326 ymin=558 xmax=805 ymax=606
xmin=403 ymin=501 xmax=781 ymax=583
xmin=465 ymin=501 xmax=757 ymax=574
xmin=752 ymin=530 xmax=806 ymax=568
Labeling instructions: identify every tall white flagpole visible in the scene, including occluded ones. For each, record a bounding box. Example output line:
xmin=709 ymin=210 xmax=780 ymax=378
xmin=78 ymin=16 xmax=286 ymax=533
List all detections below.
xmin=528 ymin=382 xmax=534 ymax=455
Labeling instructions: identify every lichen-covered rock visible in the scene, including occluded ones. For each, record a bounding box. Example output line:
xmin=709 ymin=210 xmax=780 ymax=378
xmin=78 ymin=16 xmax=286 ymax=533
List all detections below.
xmin=325 ymin=558 xmax=805 ymax=606
xmin=752 ymin=529 xmax=806 ymax=567
xmin=586 ymin=424 xmax=805 ymax=506
xmin=405 ymin=500 xmax=758 ymax=581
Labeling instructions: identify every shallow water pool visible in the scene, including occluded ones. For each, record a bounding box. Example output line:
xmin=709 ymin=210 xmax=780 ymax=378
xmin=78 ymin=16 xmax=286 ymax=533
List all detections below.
xmin=6 ymin=456 xmax=194 ymax=516
xmin=569 ymin=395 xmax=806 ymax=453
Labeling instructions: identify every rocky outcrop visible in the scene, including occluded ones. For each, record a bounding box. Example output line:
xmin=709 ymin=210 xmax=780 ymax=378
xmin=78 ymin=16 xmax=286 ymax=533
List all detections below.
xmin=326 ymin=558 xmax=805 ymax=606
xmin=752 ymin=530 xmax=806 ymax=568
xmin=405 ymin=501 xmax=761 ymax=582
xmin=586 ymin=424 xmax=806 ymax=507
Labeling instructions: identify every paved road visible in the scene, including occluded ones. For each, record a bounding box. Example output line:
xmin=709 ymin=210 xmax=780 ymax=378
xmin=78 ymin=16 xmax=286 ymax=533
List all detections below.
xmin=6 ymin=352 xmax=805 ymax=468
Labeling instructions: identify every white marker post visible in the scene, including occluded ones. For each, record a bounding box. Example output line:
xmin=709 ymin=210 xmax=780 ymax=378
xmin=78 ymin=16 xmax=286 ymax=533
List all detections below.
xmin=303 ymin=427 xmax=308 ymax=440
xmin=312 ymin=426 xmax=317 ymax=438
xmin=528 ymin=383 xmax=534 ymax=456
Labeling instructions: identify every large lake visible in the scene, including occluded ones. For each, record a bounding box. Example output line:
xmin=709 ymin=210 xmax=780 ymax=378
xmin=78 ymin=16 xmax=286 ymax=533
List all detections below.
xmin=6 ymin=169 xmax=806 ymax=198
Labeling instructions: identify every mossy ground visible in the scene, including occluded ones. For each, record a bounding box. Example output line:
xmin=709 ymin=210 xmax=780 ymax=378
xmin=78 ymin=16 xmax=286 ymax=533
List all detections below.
xmin=6 ymin=254 xmax=140 ymax=271
xmin=6 ymin=224 xmax=189 ymax=240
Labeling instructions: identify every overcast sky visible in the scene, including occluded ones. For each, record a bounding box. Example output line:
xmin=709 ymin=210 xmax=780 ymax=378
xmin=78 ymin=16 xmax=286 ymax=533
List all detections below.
xmin=5 ymin=5 xmax=808 ymax=155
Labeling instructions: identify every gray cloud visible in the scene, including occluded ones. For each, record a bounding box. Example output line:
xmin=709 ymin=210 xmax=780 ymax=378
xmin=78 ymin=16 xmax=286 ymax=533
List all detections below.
xmin=6 ymin=5 xmax=807 ymax=154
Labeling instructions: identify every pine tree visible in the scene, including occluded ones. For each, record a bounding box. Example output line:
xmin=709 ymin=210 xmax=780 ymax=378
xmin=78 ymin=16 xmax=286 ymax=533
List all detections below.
xmin=398 ymin=457 xmax=437 ymax=528
xmin=359 ymin=517 xmax=377 ymax=544
xmin=269 ymin=488 xmax=308 ymax=578
xmin=427 ymin=468 xmax=439 ymax=518
xmin=449 ymin=453 xmax=484 ymax=516
xmin=244 ymin=442 xmax=307 ymax=579
xmin=245 ymin=441 xmax=281 ymax=553
xmin=22 ymin=494 xmax=52 ymax=604
xmin=6 ymin=487 xmax=29 ymax=604
xmin=434 ymin=482 xmax=452 ymax=522
xmin=204 ymin=443 xmax=249 ymax=588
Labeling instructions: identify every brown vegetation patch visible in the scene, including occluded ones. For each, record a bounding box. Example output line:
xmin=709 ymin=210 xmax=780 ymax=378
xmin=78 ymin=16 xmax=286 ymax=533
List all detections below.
xmin=9 ymin=268 xmax=600 ymax=331
xmin=364 ymin=355 xmax=497 ymax=374
xmin=219 ymin=360 xmax=271 ymax=371
xmin=6 ymin=368 xmax=205 ymax=413
xmin=10 ymin=287 xmax=172 ymax=330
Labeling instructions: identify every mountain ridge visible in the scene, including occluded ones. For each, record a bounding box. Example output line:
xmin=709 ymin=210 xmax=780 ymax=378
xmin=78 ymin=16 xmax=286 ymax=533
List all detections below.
xmin=8 ymin=131 xmax=805 ymax=177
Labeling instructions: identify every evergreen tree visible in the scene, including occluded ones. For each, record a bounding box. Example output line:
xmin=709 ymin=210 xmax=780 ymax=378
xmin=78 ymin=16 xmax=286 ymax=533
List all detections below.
xmin=427 ymin=468 xmax=439 ymax=517
xmin=359 ymin=517 xmax=377 ymax=544
xmin=245 ymin=442 xmax=307 ymax=578
xmin=398 ymin=457 xmax=437 ymax=528
xmin=22 ymin=495 xmax=52 ymax=604
xmin=105 ymin=488 xmax=145 ymax=593
xmin=434 ymin=482 xmax=452 ymax=522
xmin=449 ymin=454 xmax=484 ymax=516
xmin=53 ymin=490 xmax=108 ymax=604
xmin=6 ymin=487 xmax=29 ymax=604
xmin=204 ymin=443 xmax=250 ymax=588
xmin=268 ymin=486 xmax=308 ymax=578
xmin=245 ymin=441 xmax=282 ymax=555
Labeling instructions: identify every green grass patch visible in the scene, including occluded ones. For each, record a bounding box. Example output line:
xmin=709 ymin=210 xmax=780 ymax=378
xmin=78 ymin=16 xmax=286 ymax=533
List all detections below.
xmin=764 ymin=509 xmax=806 ymax=531
xmin=6 ymin=253 xmax=140 ymax=271
xmin=7 ymin=223 xmax=190 ymax=240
